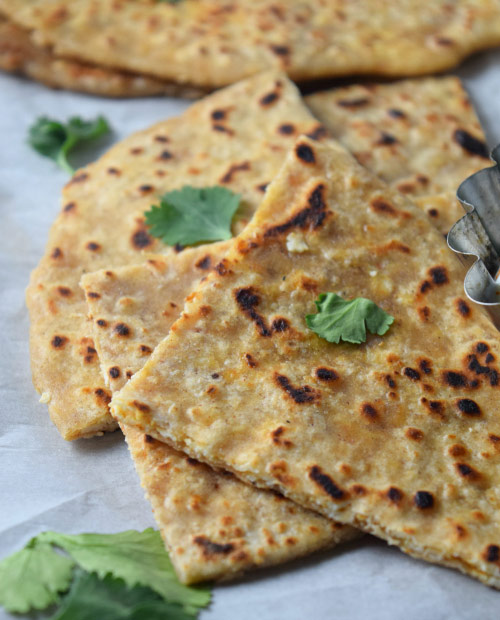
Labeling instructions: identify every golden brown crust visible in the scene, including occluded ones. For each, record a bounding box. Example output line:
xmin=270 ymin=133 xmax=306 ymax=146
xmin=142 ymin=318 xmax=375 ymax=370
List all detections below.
xmin=2 ymin=0 xmax=500 ymax=89
xmin=112 ymin=137 xmax=500 ymax=588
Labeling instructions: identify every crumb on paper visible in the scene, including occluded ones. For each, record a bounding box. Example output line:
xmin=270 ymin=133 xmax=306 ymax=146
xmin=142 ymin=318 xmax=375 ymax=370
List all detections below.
xmin=39 ymin=391 xmax=51 ymax=404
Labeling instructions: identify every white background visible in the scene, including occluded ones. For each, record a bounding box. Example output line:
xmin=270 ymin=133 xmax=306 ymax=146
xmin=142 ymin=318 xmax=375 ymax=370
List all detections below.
xmin=1 ymin=49 xmax=500 ymax=619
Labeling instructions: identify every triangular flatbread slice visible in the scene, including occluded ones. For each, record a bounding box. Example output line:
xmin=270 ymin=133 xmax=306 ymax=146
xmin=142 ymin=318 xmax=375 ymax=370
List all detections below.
xmin=80 ymin=253 xmax=356 ymax=584
xmin=26 ymin=71 xmax=323 ymax=439
xmin=306 ymin=76 xmax=490 ymax=235
xmin=113 ymin=136 xmax=500 ymax=588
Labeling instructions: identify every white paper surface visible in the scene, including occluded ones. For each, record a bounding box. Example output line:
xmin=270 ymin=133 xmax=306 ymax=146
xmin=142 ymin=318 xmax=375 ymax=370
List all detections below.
xmin=1 ymin=51 xmax=500 ymax=619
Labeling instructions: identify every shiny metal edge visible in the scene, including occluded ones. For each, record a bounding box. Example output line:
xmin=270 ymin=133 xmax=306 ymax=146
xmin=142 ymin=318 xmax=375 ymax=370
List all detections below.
xmin=447 ymin=144 xmax=500 ymax=328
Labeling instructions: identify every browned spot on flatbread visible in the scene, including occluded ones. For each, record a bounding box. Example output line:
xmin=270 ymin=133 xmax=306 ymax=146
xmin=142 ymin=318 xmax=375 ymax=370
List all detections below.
xmin=309 ymin=465 xmax=347 ymax=500
xmin=234 ymin=287 xmax=271 ymax=337
xmin=274 ymin=373 xmax=319 ymax=404
xmin=370 ymin=198 xmax=397 ymax=216
xmin=272 ymin=317 xmax=289 ymax=332
xmin=132 ymin=229 xmax=153 ymax=249
xmin=429 ymin=265 xmax=449 ymax=286
xmin=220 ymin=161 xmax=250 ymax=183
xmin=51 ymin=335 xmax=68 ymax=349
xmin=306 ymin=125 xmax=328 ymax=141
xmin=455 ymin=463 xmax=482 ymax=482
xmin=245 ymin=353 xmax=258 ymax=368
xmin=421 ymin=398 xmax=445 ymax=418
xmin=68 ymin=172 xmax=88 ymax=184
xmin=193 ymin=536 xmax=235 ymax=558
xmin=406 ymin=428 xmax=424 ymax=441
xmin=360 ymin=402 xmax=379 ymax=421
xmin=94 ymin=388 xmax=111 ymax=406
xmin=278 ymin=123 xmax=295 ymax=135
xmin=271 ymin=426 xmax=293 ymax=448
xmin=484 ymin=545 xmax=500 ymax=563
xmin=456 ymin=398 xmax=481 ymax=416
xmin=213 ymin=124 xmax=234 ymax=135
xmin=295 ymin=143 xmax=316 ymax=164
xmin=132 ymin=400 xmax=151 ymax=414
xmin=260 ymin=91 xmax=279 ymax=106
xmin=453 ymin=129 xmax=489 ymax=159
xmin=442 ymin=371 xmax=468 ymax=389
xmin=315 ymin=367 xmax=339 ymax=382
xmin=387 ymin=487 xmax=404 ymax=504
xmin=195 ymin=255 xmax=212 ymax=270
xmin=414 ymin=491 xmax=434 ymax=510
xmin=114 ymin=322 xmax=131 ymax=337
xmin=337 ymin=97 xmax=370 ymax=108
xmin=109 ymin=366 xmax=121 ymax=379
xmin=264 ymin=183 xmax=327 ymax=237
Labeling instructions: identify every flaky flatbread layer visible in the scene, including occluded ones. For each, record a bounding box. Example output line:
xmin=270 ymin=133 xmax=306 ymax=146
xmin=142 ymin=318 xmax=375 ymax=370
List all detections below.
xmin=112 ymin=137 xmax=500 ymax=588
xmin=80 ymin=254 xmax=356 ymax=584
xmin=3 ymin=1 xmax=500 ymax=89
xmin=26 ymin=72 xmax=323 ymax=439
xmin=0 ymin=13 xmax=203 ymax=98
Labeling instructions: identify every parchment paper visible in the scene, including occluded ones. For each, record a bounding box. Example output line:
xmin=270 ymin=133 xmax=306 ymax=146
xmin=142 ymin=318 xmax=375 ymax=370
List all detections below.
xmin=1 ymin=50 xmax=500 ymax=619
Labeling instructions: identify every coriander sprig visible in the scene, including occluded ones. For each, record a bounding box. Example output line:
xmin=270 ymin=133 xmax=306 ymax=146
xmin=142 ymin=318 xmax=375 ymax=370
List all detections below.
xmin=28 ymin=115 xmax=110 ymax=174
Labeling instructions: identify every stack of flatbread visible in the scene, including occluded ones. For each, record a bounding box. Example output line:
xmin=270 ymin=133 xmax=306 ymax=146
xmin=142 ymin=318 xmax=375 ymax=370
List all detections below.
xmin=27 ymin=71 xmax=500 ymax=588
xmin=2 ymin=1 xmax=500 ymax=96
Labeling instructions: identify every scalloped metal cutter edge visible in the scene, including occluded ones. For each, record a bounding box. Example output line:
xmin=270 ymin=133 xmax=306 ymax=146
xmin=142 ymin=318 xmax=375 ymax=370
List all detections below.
xmin=447 ymin=143 xmax=500 ymax=328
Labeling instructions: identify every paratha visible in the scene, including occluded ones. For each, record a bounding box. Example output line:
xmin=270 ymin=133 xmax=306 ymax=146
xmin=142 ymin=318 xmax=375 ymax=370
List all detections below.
xmin=0 ymin=12 xmax=203 ymax=98
xmin=26 ymin=72 xmax=324 ymax=440
xmin=306 ymin=76 xmax=490 ymax=234
xmin=3 ymin=0 xmax=500 ymax=90
xmin=112 ymin=136 xmax=500 ymax=588
xmin=80 ymin=256 xmax=356 ymax=584
xmin=81 ymin=76 xmax=487 ymax=583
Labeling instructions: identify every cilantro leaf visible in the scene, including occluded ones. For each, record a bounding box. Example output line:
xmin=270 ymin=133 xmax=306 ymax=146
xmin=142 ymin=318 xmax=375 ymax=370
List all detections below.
xmin=0 ymin=540 xmax=74 ymax=613
xmin=50 ymin=570 xmax=193 ymax=620
xmin=145 ymin=185 xmax=240 ymax=247
xmin=38 ymin=529 xmax=210 ymax=613
xmin=306 ymin=293 xmax=394 ymax=344
xmin=28 ymin=115 xmax=110 ymax=174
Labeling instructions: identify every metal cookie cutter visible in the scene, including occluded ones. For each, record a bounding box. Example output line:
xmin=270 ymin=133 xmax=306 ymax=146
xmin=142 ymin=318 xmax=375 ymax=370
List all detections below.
xmin=447 ymin=144 xmax=500 ymax=329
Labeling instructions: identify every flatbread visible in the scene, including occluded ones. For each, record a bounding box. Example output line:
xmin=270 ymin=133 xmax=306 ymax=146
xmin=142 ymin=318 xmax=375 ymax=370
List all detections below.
xmin=0 ymin=12 xmax=203 ymax=98
xmin=80 ymin=256 xmax=356 ymax=584
xmin=306 ymin=76 xmax=490 ymax=234
xmin=26 ymin=72 xmax=325 ymax=440
xmin=3 ymin=1 xmax=500 ymax=89
xmin=80 ymin=76 xmax=488 ymax=583
xmin=112 ymin=136 xmax=500 ymax=588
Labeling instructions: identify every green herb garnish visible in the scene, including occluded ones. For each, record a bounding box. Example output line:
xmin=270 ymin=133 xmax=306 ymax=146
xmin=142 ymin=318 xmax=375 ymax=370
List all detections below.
xmin=145 ymin=185 xmax=241 ymax=247
xmin=49 ymin=569 xmax=193 ymax=620
xmin=28 ymin=115 xmax=110 ymax=174
xmin=306 ymin=293 xmax=394 ymax=344
xmin=0 ymin=529 xmax=210 ymax=616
